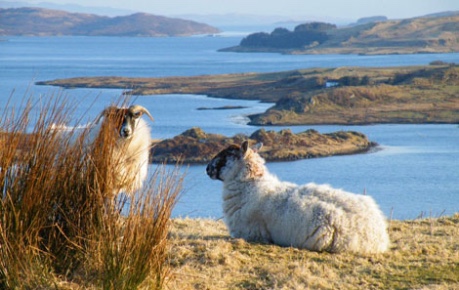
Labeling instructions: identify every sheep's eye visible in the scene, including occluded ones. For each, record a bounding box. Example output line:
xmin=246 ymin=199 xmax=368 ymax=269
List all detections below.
xmin=133 ymin=112 xmax=141 ymax=118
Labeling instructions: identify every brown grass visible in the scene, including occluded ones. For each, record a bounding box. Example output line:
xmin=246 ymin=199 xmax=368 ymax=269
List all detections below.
xmin=0 ymin=95 xmax=183 ymax=289
xmin=168 ymin=215 xmax=459 ymax=290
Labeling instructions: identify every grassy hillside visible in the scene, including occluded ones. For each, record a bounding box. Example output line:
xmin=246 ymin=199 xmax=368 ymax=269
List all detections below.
xmin=168 ymin=215 xmax=459 ymax=289
xmin=248 ymin=65 xmax=459 ymax=125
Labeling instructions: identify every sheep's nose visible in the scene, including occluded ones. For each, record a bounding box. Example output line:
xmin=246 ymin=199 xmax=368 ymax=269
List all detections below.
xmin=121 ymin=127 xmax=131 ymax=137
xmin=206 ymin=164 xmax=215 ymax=177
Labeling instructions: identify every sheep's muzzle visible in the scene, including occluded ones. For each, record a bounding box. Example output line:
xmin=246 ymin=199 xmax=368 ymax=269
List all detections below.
xmin=206 ymin=160 xmax=221 ymax=181
xmin=206 ymin=144 xmax=241 ymax=181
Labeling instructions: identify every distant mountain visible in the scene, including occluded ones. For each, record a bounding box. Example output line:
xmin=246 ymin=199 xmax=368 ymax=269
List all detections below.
xmin=221 ymin=13 xmax=459 ymax=55
xmin=0 ymin=1 xmax=133 ymax=16
xmin=0 ymin=7 xmax=220 ymax=36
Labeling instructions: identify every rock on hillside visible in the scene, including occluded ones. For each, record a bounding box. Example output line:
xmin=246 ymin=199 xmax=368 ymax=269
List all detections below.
xmin=0 ymin=7 xmax=219 ymax=36
xmin=150 ymin=127 xmax=375 ymax=164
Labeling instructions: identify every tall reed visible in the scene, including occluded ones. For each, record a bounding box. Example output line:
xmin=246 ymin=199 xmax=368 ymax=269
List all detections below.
xmin=0 ymin=95 xmax=182 ymax=289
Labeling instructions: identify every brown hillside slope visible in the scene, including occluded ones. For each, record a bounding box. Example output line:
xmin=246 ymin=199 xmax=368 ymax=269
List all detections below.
xmin=322 ymin=15 xmax=459 ymax=55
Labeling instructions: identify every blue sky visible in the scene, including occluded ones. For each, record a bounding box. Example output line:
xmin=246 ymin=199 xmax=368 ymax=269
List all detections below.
xmin=26 ymin=0 xmax=459 ymax=19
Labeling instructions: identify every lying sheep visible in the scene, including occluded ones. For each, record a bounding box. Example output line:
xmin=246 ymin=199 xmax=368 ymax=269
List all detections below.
xmin=206 ymin=141 xmax=390 ymax=253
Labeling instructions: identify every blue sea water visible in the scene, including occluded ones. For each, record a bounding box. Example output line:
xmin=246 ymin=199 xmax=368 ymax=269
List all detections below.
xmin=0 ymin=36 xmax=458 ymax=220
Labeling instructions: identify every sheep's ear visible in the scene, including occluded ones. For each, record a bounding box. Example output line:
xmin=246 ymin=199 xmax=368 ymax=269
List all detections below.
xmin=252 ymin=142 xmax=263 ymax=153
xmin=241 ymin=140 xmax=250 ymax=156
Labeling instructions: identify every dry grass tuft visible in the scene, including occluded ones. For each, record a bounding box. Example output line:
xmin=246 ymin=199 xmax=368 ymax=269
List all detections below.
xmin=0 ymin=95 xmax=183 ymax=289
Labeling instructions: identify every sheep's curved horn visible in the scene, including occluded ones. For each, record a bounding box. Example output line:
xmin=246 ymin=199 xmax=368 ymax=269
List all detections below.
xmin=129 ymin=105 xmax=154 ymax=121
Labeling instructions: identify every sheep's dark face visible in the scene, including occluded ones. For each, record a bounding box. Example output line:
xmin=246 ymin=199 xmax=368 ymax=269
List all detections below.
xmin=207 ymin=141 xmax=264 ymax=182
xmin=119 ymin=109 xmax=142 ymax=140
xmin=206 ymin=144 xmax=242 ymax=181
xmin=100 ymin=105 xmax=153 ymax=140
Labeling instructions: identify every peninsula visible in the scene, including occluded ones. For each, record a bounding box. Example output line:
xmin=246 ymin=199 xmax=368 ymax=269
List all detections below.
xmin=38 ymin=63 xmax=459 ymax=125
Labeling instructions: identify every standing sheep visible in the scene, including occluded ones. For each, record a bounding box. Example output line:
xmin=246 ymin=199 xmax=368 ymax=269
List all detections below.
xmin=60 ymin=105 xmax=154 ymax=196
xmin=206 ymin=141 xmax=390 ymax=253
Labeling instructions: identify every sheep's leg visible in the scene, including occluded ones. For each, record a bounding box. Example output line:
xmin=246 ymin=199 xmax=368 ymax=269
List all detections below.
xmin=303 ymin=225 xmax=332 ymax=251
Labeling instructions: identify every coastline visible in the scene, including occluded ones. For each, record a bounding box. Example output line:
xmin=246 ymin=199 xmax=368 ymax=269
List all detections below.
xmin=37 ymin=64 xmax=459 ymax=126
xmin=219 ymin=45 xmax=459 ymax=56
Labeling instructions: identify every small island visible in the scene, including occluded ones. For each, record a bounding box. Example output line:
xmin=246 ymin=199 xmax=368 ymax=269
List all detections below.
xmin=150 ymin=127 xmax=375 ymax=164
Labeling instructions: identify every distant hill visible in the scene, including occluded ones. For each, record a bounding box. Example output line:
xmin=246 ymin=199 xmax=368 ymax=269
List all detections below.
xmin=221 ymin=13 xmax=459 ymax=55
xmin=0 ymin=1 xmax=133 ymax=16
xmin=346 ymin=15 xmax=388 ymax=27
xmin=355 ymin=16 xmax=388 ymax=25
xmin=0 ymin=7 xmax=220 ymax=36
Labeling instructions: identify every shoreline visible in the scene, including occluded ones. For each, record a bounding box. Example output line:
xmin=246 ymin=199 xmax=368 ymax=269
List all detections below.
xmin=219 ymin=45 xmax=459 ymax=56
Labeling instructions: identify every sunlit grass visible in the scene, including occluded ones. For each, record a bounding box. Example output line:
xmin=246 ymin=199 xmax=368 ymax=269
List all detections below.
xmin=168 ymin=215 xmax=459 ymax=290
